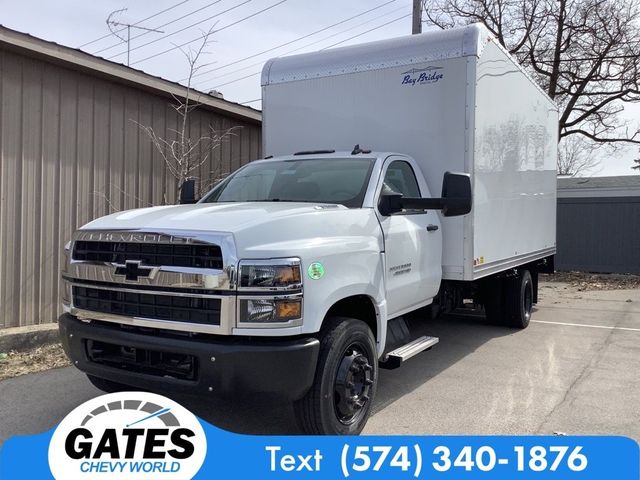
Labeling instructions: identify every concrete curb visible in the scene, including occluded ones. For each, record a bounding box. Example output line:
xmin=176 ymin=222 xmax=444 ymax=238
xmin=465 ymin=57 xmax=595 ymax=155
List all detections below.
xmin=0 ymin=323 xmax=60 ymax=352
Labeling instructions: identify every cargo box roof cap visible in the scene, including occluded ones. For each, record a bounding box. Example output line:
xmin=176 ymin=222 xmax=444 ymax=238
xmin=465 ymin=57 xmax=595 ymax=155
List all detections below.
xmin=262 ymin=23 xmax=490 ymax=86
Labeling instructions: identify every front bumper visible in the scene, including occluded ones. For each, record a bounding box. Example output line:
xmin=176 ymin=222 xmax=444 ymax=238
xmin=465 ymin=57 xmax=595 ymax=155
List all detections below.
xmin=58 ymin=313 xmax=320 ymax=400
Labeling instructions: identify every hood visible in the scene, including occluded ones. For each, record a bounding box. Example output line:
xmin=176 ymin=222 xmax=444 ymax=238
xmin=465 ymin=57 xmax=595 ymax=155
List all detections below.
xmin=80 ymin=201 xmax=383 ymax=265
xmin=81 ymin=202 xmax=350 ymax=234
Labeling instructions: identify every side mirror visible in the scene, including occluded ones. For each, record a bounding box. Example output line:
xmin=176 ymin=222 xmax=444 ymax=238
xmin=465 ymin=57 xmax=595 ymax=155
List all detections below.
xmin=179 ymin=177 xmax=199 ymax=204
xmin=440 ymin=172 xmax=472 ymax=217
xmin=377 ymin=171 xmax=471 ymax=217
xmin=378 ymin=192 xmax=403 ymax=216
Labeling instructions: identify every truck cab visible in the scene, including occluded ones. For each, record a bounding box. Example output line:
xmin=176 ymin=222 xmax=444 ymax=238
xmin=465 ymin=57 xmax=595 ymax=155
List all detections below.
xmin=60 ymin=150 xmax=469 ymax=433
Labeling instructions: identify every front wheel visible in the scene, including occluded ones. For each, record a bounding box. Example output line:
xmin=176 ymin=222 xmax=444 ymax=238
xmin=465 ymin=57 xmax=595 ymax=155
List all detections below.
xmin=294 ymin=317 xmax=378 ymax=435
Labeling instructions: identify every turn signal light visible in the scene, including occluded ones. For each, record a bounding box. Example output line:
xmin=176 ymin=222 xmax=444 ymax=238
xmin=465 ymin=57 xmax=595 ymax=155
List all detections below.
xmin=276 ymin=300 xmax=302 ymax=320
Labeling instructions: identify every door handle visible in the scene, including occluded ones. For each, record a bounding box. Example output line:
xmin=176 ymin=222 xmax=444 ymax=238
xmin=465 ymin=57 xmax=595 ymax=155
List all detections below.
xmin=427 ymin=224 xmax=439 ymax=232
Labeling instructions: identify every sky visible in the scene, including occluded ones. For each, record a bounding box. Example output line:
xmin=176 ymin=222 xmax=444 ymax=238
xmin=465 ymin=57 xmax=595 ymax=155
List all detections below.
xmin=1 ymin=0 xmax=638 ymax=176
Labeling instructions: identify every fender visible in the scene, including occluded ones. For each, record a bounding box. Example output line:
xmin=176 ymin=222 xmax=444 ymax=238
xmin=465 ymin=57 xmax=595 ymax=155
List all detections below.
xmin=317 ymin=281 xmax=388 ymax=358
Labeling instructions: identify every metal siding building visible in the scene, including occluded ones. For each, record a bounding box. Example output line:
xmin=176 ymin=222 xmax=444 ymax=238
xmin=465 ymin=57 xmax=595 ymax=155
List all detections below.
xmin=0 ymin=26 xmax=262 ymax=329
xmin=557 ymin=176 xmax=640 ymax=274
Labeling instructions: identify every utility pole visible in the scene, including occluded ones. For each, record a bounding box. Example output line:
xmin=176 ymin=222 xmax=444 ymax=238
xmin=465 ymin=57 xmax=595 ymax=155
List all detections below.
xmin=412 ymin=0 xmax=422 ymax=34
xmin=106 ymin=9 xmax=163 ymax=66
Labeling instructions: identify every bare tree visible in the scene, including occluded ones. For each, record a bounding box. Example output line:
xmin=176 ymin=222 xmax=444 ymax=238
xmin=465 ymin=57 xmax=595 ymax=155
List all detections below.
xmin=136 ymin=26 xmax=238 ymax=200
xmin=557 ymin=135 xmax=602 ymax=176
xmin=423 ymin=0 xmax=640 ymax=153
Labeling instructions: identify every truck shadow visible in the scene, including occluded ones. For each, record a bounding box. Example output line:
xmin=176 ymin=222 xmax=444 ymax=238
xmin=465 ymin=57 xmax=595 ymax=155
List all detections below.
xmin=174 ymin=309 xmax=518 ymax=435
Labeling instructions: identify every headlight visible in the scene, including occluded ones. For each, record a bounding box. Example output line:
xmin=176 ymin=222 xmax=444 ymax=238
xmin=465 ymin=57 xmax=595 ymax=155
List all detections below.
xmin=239 ymin=258 xmax=302 ymax=290
xmin=239 ymin=297 xmax=302 ymax=325
xmin=237 ymin=258 xmax=303 ymax=327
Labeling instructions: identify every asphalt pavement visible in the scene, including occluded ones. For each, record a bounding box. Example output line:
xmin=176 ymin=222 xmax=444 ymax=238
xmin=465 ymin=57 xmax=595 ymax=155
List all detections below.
xmin=1 ymin=281 xmax=638 ymax=443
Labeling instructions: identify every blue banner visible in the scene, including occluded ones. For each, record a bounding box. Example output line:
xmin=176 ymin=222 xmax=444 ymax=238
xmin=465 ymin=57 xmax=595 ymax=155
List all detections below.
xmin=1 ymin=392 xmax=638 ymax=479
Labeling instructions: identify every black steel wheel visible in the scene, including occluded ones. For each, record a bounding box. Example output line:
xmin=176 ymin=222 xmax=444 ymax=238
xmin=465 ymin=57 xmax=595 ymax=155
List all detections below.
xmin=333 ymin=342 xmax=374 ymax=426
xmin=294 ymin=317 xmax=377 ymax=435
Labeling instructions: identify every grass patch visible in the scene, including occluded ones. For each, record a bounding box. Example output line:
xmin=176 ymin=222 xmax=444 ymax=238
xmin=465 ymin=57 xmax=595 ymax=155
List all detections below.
xmin=0 ymin=343 xmax=70 ymax=381
xmin=541 ymin=272 xmax=640 ymax=291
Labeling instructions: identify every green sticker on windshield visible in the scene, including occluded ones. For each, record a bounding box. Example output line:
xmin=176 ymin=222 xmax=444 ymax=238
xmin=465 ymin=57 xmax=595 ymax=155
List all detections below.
xmin=308 ymin=262 xmax=325 ymax=280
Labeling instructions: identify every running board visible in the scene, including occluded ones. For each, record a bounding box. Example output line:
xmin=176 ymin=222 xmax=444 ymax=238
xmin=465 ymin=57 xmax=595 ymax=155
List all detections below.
xmin=380 ymin=336 xmax=439 ymax=369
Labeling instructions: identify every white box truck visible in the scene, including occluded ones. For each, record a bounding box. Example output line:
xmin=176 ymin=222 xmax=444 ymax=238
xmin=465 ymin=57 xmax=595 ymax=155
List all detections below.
xmin=59 ymin=24 xmax=557 ymax=435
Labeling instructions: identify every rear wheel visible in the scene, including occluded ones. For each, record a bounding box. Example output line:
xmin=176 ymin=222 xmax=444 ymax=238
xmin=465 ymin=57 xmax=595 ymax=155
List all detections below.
xmin=505 ymin=270 xmax=533 ymax=329
xmin=294 ymin=317 xmax=377 ymax=435
xmin=482 ymin=269 xmax=533 ymax=329
xmin=86 ymin=374 xmax=131 ymax=393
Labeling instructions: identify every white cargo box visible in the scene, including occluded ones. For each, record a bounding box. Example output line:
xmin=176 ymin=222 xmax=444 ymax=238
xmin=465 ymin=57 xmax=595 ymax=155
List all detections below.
xmin=261 ymin=24 xmax=557 ymax=281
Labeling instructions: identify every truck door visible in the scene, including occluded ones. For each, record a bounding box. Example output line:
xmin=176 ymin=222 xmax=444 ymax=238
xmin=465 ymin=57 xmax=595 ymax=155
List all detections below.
xmin=376 ymin=158 xmax=442 ymax=318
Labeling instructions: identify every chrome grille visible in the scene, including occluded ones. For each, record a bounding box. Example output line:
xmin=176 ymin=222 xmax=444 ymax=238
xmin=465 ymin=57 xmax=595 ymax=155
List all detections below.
xmin=72 ymin=241 xmax=223 ymax=269
xmin=72 ymin=286 xmax=222 ymax=325
xmin=65 ymin=230 xmax=237 ymax=334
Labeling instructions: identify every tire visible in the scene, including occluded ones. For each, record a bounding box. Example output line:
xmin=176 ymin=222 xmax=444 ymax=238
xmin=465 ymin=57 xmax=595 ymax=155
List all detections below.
xmin=86 ymin=374 xmax=131 ymax=393
xmin=505 ymin=270 xmax=533 ymax=329
xmin=294 ymin=317 xmax=378 ymax=435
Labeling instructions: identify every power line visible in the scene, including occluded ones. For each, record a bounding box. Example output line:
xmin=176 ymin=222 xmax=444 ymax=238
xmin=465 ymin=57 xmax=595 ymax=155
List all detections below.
xmin=211 ymin=70 xmax=263 ymax=89
xmin=207 ymin=12 xmax=410 ymax=90
xmin=288 ymin=5 xmax=409 ymax=52
xmin=109 ymin=0 xmax=254 ymax=61
xmin=78 ymin=0 xmax=191 ymax=49
xmin=320 ymin=13 xmax=410 ymax=50
xmin=208 ymin=12 xmax=411 ymax=89
xmin=130 ymin=0 xmax=289 ymax=65
xmin=240 ymin=98 xmax=261 ymax=104
xmin=193 ymin=4 xmax=408 ymax=87
xmin=188 ymin=0 xmax=398 ymax=81
xmin=94 ymin=0 xmax=225 ymax=55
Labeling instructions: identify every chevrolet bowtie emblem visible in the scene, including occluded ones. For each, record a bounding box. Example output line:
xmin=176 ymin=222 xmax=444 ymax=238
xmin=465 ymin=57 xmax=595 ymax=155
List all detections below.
xmin=113 ymin=260 xmax=156 ymax=282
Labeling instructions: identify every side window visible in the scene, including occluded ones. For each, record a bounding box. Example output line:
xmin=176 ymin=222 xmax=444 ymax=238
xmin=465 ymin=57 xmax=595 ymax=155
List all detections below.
xmin=382 ymin=161 xmax=421 ymax=198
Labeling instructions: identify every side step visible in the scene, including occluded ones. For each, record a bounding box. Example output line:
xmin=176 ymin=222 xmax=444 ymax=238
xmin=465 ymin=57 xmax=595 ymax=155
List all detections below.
xmin=381 ymin=336 xmax=439 ymax=369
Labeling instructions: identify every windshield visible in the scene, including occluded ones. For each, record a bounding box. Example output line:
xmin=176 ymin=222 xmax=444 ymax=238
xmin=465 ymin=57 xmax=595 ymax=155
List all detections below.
xmin=201 ymin=158 xmax=374 ymax=208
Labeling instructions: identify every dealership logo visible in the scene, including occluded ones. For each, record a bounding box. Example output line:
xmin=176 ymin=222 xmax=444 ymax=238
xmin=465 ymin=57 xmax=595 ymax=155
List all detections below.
xmin=48 ymin=392 xmax=207 ymax=480
xmin=401 ymin=66 xmax=444 ymax=86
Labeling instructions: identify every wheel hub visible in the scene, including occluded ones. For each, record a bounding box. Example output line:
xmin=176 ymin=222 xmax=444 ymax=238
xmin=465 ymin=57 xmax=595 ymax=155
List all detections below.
xmin=334 ymin=345 xmax=373 ymax=424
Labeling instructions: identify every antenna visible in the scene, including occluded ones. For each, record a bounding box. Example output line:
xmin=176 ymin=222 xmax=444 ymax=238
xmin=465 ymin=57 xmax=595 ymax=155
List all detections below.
xmin=106 ymin=8 xmax=164 ymax=66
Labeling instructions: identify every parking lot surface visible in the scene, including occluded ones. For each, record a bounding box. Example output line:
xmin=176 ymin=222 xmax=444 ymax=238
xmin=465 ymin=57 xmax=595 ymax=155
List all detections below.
xmin=1 ymin=281 xmax=638 ymax=443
